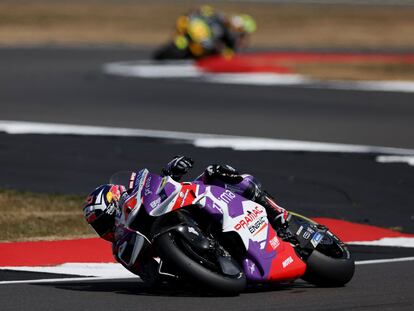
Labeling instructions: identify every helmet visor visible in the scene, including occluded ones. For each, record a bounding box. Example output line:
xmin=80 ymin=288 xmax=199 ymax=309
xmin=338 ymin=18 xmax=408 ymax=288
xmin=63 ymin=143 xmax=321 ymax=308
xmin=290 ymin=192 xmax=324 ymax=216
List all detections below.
xmin=90 ymin=211 xmax=115 ymax=238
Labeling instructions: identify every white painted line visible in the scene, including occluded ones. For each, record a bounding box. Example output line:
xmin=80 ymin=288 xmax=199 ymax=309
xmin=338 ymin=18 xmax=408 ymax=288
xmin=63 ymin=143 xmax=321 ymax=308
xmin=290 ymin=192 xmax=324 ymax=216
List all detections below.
xmin=0 ymin=120 xmax=217 ymax=140
xmin=203 ymin=73 xmax=310 ymax=85
xmin=203 ymin=73 xmax=414 ymax=93
xmin=355 ymin=256 xmax=414 ymax=265
xmin=1 ymin=120 xmax=414 ymax=156
xmin=0 ymin=275 xmax=139 ymax=285
xmin=103 ymin=61 xmax=202 ymax=78
xmin=348 ymin=237 xmax=414 ymax=248
xmin=192 ymin=137 xmax=414 ymax=155
xmin=376 ymin=155 xmax=414 ymax=166
xmin=103 ymin=60 xmax=414 ymax=93
xmin=0 ymin=262 xmax=140 ymax=285
xmin=317 ymin=80 xmax=414 ymax=93
xmin=0 ymin=263 xmax=136 ymax=278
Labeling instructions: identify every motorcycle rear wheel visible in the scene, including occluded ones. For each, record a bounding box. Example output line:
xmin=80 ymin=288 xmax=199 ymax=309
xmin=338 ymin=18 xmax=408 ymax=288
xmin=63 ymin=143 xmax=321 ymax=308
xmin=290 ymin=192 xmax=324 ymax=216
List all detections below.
xmin=156 ymin=231 xmax=246 ymax=295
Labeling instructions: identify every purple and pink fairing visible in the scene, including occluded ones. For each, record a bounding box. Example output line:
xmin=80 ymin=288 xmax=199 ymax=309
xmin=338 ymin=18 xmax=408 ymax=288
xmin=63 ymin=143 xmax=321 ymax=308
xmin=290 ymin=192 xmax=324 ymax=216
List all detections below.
xmin=131 ymin=170 xmax=307 ymax=283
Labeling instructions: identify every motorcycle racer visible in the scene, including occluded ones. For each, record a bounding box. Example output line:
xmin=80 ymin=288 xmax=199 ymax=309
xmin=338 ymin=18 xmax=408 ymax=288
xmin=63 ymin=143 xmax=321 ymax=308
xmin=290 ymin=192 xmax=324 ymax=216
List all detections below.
xmin=83 ymin=156 xmax=288 ymax=284
xmin=153 ymin=5 xmax=257 ymax=60
xmin=162 ymin=156 xmax=289 ymax=229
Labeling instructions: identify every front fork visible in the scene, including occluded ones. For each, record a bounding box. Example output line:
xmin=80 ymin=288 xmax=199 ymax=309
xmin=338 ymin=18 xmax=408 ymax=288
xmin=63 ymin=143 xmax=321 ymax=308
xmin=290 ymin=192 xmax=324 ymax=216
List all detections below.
xmin=280 ymin=212 xmax=329 ymax=260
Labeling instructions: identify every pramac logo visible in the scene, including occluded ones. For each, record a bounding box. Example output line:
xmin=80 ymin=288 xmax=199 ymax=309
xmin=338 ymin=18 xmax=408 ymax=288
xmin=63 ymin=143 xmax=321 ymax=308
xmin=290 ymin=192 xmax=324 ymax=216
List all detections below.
xmin=234 ymin=206 xmax=264 ymax=231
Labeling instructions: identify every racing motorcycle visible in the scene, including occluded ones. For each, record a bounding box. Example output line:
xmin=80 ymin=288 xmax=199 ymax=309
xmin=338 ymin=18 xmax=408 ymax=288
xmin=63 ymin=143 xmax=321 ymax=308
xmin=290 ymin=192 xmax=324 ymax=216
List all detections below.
xmin=153 ymin=15 xmax=237 ymax=60
xmin=111 ymin=170 xmax=355 ymax=294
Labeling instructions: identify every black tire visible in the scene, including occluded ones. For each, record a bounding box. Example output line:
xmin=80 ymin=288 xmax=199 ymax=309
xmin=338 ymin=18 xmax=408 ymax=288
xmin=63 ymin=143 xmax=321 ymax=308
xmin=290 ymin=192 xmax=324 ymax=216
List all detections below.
xmin=156 ymin=231 xmax=246 ymax=295
xmin=289 ymin=213 xmax=355 ymax=287
xmin=152 ymin=42 xmax=191 ymax=60
xmin=303 ymin=229 xmax=355 ymax=286
xmin=302 ymin=249 xmax=355 ymax=287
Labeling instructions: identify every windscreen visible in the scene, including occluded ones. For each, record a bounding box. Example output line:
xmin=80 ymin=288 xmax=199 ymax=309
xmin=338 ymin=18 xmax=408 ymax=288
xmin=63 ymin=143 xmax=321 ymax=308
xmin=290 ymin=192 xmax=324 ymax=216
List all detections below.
xmin=109 ymin=171 xmax=135 ymax=188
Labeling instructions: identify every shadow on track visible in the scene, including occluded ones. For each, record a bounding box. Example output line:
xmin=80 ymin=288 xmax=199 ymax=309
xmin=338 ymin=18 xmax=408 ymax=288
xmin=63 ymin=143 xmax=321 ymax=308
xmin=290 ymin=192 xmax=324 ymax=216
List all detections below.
xmin=35 ymin=279 xmax=315 ymax=297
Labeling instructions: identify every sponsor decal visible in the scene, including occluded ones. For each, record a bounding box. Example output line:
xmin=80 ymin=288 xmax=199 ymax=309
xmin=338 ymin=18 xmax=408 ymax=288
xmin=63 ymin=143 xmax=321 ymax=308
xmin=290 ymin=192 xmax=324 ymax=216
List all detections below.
xmin=296 ymin=225 xmax=303 ymax=236
xmin=180 ymin=189 xmax=190 ymax=207
xmin=234 ymin=206 xmax=264 ymax=231
xmin=269 ymin=236 xmax=280 ymax=250
xmin=249 ymin=217 xmax=266 ymax=235
xmin=108 ymin=187 xmax=115 ymax=201
xmin=150 ymin=197 xmax=161 ymax=209
xmin=219 ymin=189 xmax=236 ymax=204
xmin=129 ymin=172 xmax=136 ymax=189
xmin=106 ymin=204 xmax=115 ymax=216
xmin=133 ymin=169 xmax=148 ymax=190
xmin=159 ymin=190 xmax=168 ymax=201
xmin=107 ymin=185 xmax=122 ymax=204
xmin=303 ymin=227 xmax=315 ymax=240
xmin=144 ymin=176 xmax=152 ymax=195
xmin=303 ymin=231 xmax=311 ymax=239
xmin=311 ymin=232 xmax=324 ymax=248
xmin=188 ymin=227 xmax=199 ymax=236
xmin=248 ymin=262 xmax=256 ymax=274
xmin=282 ymin=256 xmax=293 ymax=268
xmin=211 ymin=201 xmax=223 ymax=214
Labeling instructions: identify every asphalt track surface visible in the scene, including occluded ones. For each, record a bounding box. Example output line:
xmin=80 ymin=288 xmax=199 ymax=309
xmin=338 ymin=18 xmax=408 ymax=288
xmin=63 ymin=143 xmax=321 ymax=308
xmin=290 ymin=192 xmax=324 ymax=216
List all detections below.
xmin=2 ymin=47 xmax=414 ymax=149
xmin=1 ymin=133 xmax=414 ymax=232
xmin=1 ymin=47 xmax=414 ymax=310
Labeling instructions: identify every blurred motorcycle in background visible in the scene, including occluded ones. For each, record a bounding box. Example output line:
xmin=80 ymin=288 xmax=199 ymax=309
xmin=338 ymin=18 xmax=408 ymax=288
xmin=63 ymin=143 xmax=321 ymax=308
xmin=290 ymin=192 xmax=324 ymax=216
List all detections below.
xmin=153 ymin=5 xmax=256 ymax=60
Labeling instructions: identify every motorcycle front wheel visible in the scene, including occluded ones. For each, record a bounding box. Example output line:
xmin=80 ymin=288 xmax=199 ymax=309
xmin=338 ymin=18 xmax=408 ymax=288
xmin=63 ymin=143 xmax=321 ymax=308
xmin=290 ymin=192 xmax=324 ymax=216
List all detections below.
xmin=156 ymin=231 xmax=246 ymax=295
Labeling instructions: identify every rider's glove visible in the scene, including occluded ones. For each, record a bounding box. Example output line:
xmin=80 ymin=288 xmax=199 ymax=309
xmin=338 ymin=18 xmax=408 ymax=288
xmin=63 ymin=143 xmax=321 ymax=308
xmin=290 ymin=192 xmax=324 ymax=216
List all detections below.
xmin=204 ymin=164 xmax=243 ymax=184
xmin=162 ymin=156 xmax=194 ymax=181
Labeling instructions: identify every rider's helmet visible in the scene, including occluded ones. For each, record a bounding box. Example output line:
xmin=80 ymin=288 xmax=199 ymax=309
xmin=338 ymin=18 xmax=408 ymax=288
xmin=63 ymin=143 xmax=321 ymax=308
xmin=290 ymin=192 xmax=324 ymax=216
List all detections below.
xmin=83 ymin=184 xmax=125 ymax=242
xmin=229 ymin=14 xmax=257 ymax=35
xmin=199 ymin=5 xmax=215 ymax=17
